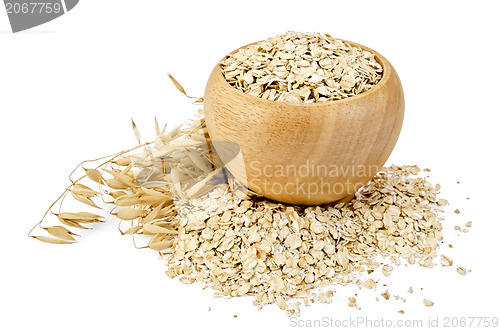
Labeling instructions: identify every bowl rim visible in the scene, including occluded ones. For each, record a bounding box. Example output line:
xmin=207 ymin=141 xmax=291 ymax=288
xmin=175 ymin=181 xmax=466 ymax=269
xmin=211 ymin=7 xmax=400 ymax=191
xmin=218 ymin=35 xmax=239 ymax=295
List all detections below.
xmin=212 ymin=38 xmax=392 ymax=108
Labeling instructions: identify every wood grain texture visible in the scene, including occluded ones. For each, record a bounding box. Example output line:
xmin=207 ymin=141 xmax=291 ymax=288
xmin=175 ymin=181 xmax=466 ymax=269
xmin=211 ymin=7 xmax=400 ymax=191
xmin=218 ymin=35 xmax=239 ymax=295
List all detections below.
xmin=204 ymin=40 xmax=404 ymax=205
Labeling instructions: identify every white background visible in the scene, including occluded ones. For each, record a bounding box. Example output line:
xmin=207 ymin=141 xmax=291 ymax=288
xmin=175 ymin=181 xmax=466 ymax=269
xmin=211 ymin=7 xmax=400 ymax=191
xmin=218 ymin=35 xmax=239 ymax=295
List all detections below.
xmin=1 ymin=1 xmax=499 ymax=330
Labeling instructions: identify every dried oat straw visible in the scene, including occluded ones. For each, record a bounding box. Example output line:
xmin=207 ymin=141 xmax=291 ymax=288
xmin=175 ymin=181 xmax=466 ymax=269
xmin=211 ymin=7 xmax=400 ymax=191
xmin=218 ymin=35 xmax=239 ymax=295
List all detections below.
xmin=220 ymin=31 xmax=383 ymax=103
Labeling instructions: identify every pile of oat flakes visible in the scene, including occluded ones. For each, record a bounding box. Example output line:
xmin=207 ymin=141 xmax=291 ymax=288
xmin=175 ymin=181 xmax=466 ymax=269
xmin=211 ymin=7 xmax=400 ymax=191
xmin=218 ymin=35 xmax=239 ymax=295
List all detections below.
xmin=162 ymin=152 xmax=447 ymax=315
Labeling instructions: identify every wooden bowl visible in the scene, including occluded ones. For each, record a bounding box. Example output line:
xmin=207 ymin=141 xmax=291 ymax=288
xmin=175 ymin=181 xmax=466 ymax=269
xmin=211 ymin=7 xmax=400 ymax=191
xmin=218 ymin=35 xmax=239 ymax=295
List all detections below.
xmin=204 ymin=40 xmax=404 ymax=205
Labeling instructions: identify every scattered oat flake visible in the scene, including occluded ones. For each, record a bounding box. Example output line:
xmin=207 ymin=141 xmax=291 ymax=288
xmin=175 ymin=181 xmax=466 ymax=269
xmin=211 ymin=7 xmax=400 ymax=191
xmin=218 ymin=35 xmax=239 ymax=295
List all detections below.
xmin=382 ymin=265 xmax=393 ymax=277
xmin=423 ymin=299 xmax=434 ymax=307
xmin=179 ymin=276 xmax=195 ymax=284
xmin=457 ymin=267 xmax=467 ymax=275
xmin=437 ymin=199 xmax=448 ymax=206
xmin=381 ymin=290 xmax=390 ymax=300
xmin=318 ymin=292 xmax=328 ymax=303
xmin=454 ymin=209 xmax=460 ymax=214
xmin=440 ymin=255 xmax=453 ymax=267
xmin=398 ymin=310 xmax=405 ymax=314
xmin=465 ymin=221 xmax=472 ymax=227
xmin=362 ymin=278 xmax=377 ymax=289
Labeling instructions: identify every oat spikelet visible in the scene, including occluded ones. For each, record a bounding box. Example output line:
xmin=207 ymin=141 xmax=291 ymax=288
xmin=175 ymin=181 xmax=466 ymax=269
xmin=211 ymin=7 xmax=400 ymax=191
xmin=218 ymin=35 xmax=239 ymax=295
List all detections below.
xmin=33 ymin=236 xmax=75 ymax=244
xmin=45 ymin=226 xmax=78 ymax=242
xmin=71 ymin=191 xmax=102 ymax=209
xmin=115 ymin=208 xmax=143 ymax=220
xmin=70 ymin=183 xmax=99 ymax=197
xmin=131 ymin=118 xmax=141 ymax=145
xmin=154 ymin=117 xmax=161 ymax=137
xmin=84 ymin=168 xmax=103 ymax=184
xmin=168 ymin=73 xmax=191 ymax=98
